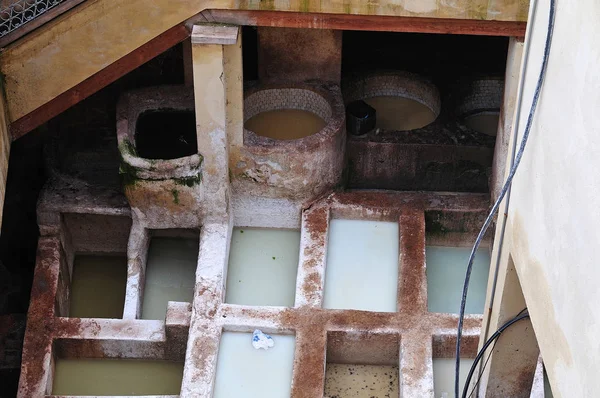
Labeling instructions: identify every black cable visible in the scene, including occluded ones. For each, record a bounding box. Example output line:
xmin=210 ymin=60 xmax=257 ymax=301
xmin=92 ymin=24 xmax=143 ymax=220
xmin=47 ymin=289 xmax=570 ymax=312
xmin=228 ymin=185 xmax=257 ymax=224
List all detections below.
xmin=454 ymin=1 xmax=556 ymax=397
xmin=466 ymin=308 xmax=529 ymax=398
xmin=461 ymin=312 xmax=531 ymax=398
xmin=467 ymin=339 xmax=498 ymax=398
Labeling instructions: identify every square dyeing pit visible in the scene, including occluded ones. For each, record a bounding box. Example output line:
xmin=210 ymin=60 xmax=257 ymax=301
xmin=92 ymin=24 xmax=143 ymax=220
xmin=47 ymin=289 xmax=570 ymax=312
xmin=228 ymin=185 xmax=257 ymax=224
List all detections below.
xmin=69 ymin=255 xmax=127 ymax=319
xmin=213 ymin=331 xmax=296 ymax=398
xmin=426 ymin=246 xmax=491 ymax=314
xmin=325 ymin=331 xmax=400 ymax=398
xmin=141 ymin=236 xmax=199 ymax=320
xmin=433 ymin=358 xmax=474 ymax=398
xmin=52 ymin=358 xmax=184 ymax=396
xmin=323 ymin=219 xmax=399 ymax=312
xmin=225 ymin=228 xmax=300 ymax=307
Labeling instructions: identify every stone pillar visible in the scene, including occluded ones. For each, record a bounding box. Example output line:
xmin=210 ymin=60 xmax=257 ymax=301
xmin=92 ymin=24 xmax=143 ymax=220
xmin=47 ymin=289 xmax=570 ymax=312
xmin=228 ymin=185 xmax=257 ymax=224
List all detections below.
xmin=190 ymin=25 xmax=243 ymax=223
xmin=490 ymin=37 xmax=524 ymax=202
xmin=257 ymin=27 xmax=342 ymax=85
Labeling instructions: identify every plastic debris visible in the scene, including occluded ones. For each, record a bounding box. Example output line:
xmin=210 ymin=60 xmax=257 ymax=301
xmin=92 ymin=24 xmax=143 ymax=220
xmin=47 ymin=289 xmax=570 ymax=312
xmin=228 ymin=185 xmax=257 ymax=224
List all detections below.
xmin=252 ymin=329 xmax=275 ymax=350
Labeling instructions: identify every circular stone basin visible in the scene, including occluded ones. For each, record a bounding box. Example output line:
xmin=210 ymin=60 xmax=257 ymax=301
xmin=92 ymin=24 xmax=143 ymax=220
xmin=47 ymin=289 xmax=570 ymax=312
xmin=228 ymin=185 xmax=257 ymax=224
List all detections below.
xmin=245 ymin=109 xmax=326 ymax=140
xmin=344 ymin=72 xmax=441 ymax=132
xmin=464 ymin=111 xmax=500 ymax=136
xmin=244 ymin=87 xmax=332 ymax=141
xmin=457 ymin=77 xmax=503 ymax=136
xmin=363 ymin=95 xmax=437 ymax=131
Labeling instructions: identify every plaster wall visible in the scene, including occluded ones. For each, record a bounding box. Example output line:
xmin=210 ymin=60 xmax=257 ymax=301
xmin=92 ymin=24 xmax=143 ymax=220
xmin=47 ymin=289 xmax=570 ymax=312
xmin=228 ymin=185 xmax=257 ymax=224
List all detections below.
xmin=495 ymin=0 xmax=600 ymax=396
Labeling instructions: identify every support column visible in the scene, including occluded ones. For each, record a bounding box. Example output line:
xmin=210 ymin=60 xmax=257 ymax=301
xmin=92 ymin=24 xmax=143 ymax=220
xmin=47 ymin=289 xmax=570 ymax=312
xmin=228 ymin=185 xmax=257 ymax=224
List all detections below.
xmin=0 ymin=83 xmax=10 ymax=233
xmin=490 ymin=37 xmax=524 ymax=202
xmin=190 ymin=24 xmax=243 ymax=223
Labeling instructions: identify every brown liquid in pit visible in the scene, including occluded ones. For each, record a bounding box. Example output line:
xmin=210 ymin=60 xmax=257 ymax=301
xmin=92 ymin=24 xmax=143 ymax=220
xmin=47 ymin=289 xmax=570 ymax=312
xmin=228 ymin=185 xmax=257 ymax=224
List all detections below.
xmin=324 ymin=364 xmax=399 ymax=398
xmin=69 ymin=255 xmax=127 ymax=318
xmin=245 ymin=109 xmax=326 ymax=140
xmin=464 ymin=113 xmax=500 ymax=136
xmin=52 ymin=359 xmax=184 ymax=396
xmin=364 ymin=96 xmax=436 ymax=131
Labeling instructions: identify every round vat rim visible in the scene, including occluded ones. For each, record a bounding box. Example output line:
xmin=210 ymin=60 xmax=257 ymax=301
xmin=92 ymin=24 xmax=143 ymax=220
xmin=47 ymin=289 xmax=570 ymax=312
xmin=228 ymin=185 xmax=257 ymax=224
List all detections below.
xmin=242 ymin=83 xmax=345 ymax=150
xmin=343 ymin=70 xmax=442 ymax=120
xmin=455 ymin=76 xmax=504 ymax=118
xmin=116 ymin=85 xmax=202 ymax=178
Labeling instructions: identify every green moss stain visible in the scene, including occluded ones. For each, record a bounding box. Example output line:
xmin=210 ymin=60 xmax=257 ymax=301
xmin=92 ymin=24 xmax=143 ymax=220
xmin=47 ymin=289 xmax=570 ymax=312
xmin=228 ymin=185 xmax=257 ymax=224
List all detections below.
xmin=119 ymin=140 xmax=138 ymax=157
xmin=171 ymin=189 xmax=180 ymax=205
xmin=173 ymin=173 xmax=202 ymax=187
xmin=119 ymin=161 xmax=139 ymax=187
xmin=300 ymin=0 xmax=310 ymax=13
xmin=259 ymin=0 xmax=275 ymax=11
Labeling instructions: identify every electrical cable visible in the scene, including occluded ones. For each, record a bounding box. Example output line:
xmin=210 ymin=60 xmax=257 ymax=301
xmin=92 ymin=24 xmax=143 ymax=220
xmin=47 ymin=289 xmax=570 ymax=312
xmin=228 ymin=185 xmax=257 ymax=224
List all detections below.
xmin=454 ymin=1 xmax=556 ymax=397
xmin=466 ymin=308 xmax=529 ymax=398
xmin=467 ymin=339 xmax=498 ymax=398
xmin=461 ymin=311 xmax=531 ymax=398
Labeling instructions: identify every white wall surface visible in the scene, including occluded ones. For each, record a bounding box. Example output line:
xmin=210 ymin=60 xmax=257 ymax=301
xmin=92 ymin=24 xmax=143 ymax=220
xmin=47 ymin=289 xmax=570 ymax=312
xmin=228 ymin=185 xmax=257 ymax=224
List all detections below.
xmin=507 ymin=0 xmax=600 ymax=396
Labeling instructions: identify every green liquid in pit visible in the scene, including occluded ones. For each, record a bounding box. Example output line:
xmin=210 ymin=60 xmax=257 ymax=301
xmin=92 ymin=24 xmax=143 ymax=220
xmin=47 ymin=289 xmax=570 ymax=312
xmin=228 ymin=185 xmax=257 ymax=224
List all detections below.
xmin=69 ymin=255 xmax=127 ymax=319
xmin=52 ymin=358 xmax=183 ymax=396
xmin=426 ymin=246 xmax=491 ymax=314
xmin=244 ymin=109 xmax=326 ymax=140
xmin=364 ymin=96 xmax=437 ymax=131
xmin=226 ymin=228 xmax=300 ymax=307
xmin=141 ymin=237 xmax=198 ymax=320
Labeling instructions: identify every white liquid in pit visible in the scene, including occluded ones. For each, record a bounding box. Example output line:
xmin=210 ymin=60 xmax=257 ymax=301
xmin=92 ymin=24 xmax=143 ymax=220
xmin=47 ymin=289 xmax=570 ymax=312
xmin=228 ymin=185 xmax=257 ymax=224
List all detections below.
xmin=213 ymin=332 xmax=296 ymax=398
xmin=433 ymin=358 xmax=474 ymax=398
xmin=52 ymin=358 xmax=184 ymax=396
xmin=324 ymin=219 xmax=399 ymax=312
xmin=141 ymin=237 xmax=198 ymax=320
xmin=426 ymin=246 xmax=491 ymax=314
xmin=324 ymin=363 xmax=399 ymax=398
xmin=226 ymin=228 xmax=300 ymax=307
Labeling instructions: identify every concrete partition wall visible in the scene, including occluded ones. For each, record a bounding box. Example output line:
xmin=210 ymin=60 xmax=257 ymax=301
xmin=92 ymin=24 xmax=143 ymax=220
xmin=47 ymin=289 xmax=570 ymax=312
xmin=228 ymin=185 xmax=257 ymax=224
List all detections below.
xmin=481 ymin=0 xmax=600 ymax=396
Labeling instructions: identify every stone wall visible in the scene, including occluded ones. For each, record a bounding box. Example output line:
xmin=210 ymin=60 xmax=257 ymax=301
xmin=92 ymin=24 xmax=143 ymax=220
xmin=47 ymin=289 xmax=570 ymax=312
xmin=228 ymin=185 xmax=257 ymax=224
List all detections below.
xmin=258 ymin=28 xmax=342 ymax=85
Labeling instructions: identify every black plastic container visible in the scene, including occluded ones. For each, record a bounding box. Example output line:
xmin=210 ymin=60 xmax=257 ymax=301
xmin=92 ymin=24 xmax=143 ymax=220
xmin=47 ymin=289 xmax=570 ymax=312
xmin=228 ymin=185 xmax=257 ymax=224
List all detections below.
xmin=346 ymin=100 xmax=376 ymax=136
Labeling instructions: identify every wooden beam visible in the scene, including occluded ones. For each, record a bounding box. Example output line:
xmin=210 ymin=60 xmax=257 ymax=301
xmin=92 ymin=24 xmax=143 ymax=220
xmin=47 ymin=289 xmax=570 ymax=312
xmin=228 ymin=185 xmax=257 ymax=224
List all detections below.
xmin=206 ymin=10 xmax=527 ymax=37
xmin=9 ymin=23 xmax=189 ymax=140
xmin=0 ymin=82 xmax=9 ymax=232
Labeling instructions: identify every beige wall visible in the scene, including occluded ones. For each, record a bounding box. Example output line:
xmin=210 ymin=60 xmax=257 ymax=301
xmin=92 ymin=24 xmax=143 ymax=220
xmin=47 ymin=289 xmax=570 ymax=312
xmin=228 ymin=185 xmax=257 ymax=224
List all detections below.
xmin=500 ymin=0 xmax=600 ymax=396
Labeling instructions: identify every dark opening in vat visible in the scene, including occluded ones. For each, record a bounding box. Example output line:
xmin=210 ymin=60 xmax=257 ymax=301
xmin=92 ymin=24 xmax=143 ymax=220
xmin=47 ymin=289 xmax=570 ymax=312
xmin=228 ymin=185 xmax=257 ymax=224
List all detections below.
xmin=135 ymin=109 xmax=197 ymax=160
